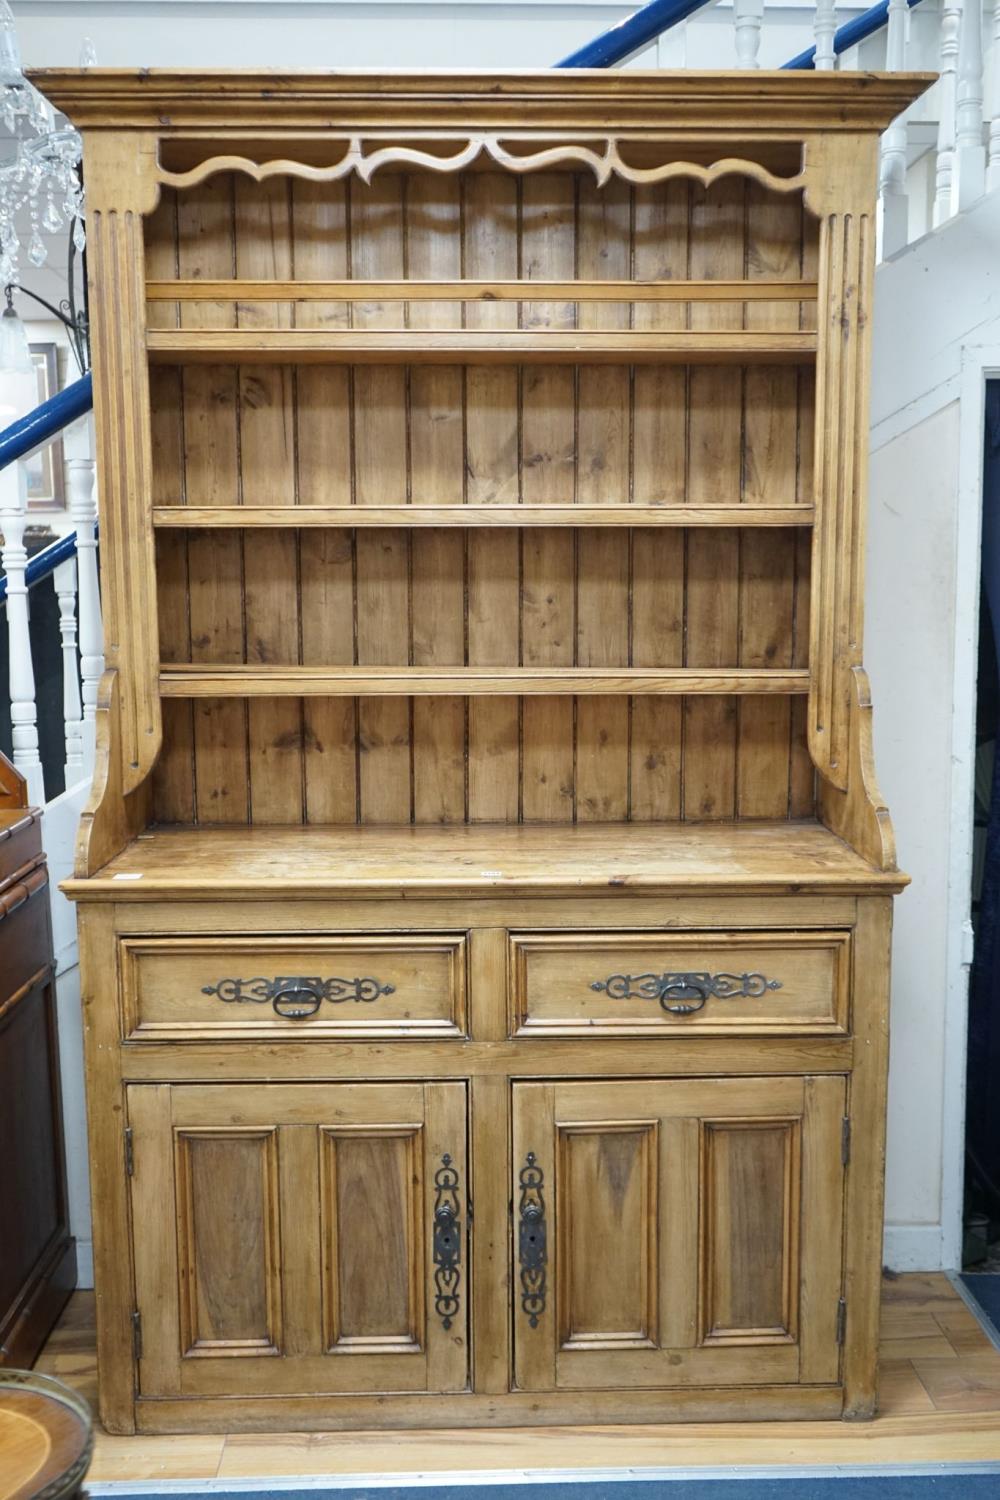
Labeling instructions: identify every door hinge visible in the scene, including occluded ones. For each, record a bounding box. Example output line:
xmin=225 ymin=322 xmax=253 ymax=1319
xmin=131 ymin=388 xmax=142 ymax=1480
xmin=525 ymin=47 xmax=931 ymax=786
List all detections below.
xmin=841 ymin=1117 xmax=851 ymax=1168
xmin=836 ymin=1297 xmax=847 ymax=1345
xmin=124 ymin=1126 xmax=134 ymax=1177
xmin=131 ymin=1309 xmax=142 ymax=1361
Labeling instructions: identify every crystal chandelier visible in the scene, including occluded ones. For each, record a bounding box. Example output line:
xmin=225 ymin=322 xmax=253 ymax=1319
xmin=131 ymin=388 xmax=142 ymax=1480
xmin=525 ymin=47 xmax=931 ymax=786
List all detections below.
xmin=0 ymin=1 xmax=85 ymax=287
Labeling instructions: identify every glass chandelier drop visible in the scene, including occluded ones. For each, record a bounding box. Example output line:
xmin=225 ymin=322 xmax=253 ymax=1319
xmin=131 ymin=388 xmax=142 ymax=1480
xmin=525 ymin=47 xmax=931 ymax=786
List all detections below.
xmin=0 ymin=0 xmax=84 ymax=287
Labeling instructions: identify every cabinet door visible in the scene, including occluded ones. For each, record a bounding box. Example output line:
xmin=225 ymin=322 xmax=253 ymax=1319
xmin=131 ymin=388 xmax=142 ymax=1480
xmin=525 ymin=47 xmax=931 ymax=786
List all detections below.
xmin=128 ymin=1082 xmax=467 ymax=1397
xmin=512 ymin=1077 xmax=845 ymax=1393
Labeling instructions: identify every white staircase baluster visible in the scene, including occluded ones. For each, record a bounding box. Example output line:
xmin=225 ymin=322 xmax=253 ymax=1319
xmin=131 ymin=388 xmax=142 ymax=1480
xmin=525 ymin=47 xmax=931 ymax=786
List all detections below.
xmin=953 ymin=0 xmax=987 ymax=212
xmin=0 ymin=458 xmax=44 ymax=805
xmin=879 ymin=0 xmax=911 ymax=257
xmin=987 ymin=0 xmax=1000 ymax=188
xmin=734 ymin=0 xmax=763 ymax=68
xmin=67 ymin=457 xmax=102 ymax=777
xmin=54 ymin=554 xmax=83 ymax=779
xmin=935 ymin=1 xmax=962 ymax=225
xmin=814 ymin=0 xmax=838 ymax=70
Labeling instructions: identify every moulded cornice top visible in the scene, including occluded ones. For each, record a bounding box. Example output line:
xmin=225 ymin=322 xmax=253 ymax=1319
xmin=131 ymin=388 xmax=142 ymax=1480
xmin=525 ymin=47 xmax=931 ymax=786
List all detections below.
xmin=29 ymin=67 xmax=935 ymax=134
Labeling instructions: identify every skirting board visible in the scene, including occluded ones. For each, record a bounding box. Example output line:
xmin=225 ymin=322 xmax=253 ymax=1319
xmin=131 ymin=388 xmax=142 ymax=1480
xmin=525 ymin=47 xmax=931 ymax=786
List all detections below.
xmin=884 ymin=1224 xmax=947 ymax=1272
xmin=75 ymin=1239 xmax=93 ymax=1290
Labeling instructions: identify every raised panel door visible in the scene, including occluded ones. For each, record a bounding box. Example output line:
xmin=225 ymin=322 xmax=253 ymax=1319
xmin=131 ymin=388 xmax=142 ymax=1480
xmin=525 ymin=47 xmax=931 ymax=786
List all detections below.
xmin=128 ymin=1081 xmax=467 ymax=1397
xmin=512 ymin=1076 xmax=845 ymax=1393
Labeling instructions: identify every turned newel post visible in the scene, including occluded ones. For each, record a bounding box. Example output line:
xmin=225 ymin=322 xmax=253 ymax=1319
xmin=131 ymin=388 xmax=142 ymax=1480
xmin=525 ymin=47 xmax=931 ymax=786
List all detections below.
xmin=68 ymin=455 xmax=103 ymax=776
xmin=879 ymin=0 xmax=910 ymax=257
xmin=733 ymin=0 xmax=763 ymax=69
xmin=0 ymin=464 xmax=44 ymax=805
xmin=54 ymin=554 xmax=83 ymax=778
xmin=988 ymin=0 xmax=1000 ymax=189
xmin=82 ymin=135 xmax=161 ymax=795
xmin=953 ymin=0 xmax=986 ymax=213
xmin=813 ymin=0 xmax=838 ymax=70
xmin=935 ymin=1 xmax=962 ymax=225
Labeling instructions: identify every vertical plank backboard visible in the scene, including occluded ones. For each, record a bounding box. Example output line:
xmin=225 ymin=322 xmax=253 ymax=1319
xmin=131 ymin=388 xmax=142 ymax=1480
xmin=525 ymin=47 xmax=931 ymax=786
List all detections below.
xmin=176 ymin=177 xmax=249 ymax=824
xmin=738 ymin=184 xmax=801 ymax=818
xmin=575 ymin=177 xmax=630 ymax=822
xmin=408 ymin=175 xmax=467 ymax=823
xmin=630 ymin=180 xmax=688 ymax=821
xmin=465 ymin=172 xmax=521 ymax=822
xmin=294 ymin=179 xmax=359 ymax=824
xmin=352 ymin=176 xmax=412 ymax=823
xmin=235 ymin=176 xmax=304 ymax=824
xmin=520 ymin=174 xmax=577 ymax=822
xmin=684 ymin=181 xmax=744 ymax=820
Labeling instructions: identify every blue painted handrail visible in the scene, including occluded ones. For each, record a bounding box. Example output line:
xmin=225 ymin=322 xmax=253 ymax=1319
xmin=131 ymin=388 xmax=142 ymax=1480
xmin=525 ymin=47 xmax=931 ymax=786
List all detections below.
xmin=0 ymin=372 xmax=92 ymax=471
xmin=783 ymin=0 xmax=926 ymax=69
xmin=557 ymin=0 xmax=919 ymax=72
xmin=556 ymin=0 xmax=714 ymax=68
xmin=0 ymin=371 xmax=95 ymax=605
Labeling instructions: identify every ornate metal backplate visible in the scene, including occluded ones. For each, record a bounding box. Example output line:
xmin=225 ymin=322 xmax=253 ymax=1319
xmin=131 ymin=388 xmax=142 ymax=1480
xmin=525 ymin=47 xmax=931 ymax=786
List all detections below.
xmin=433 ymin=1153 xmax=461 ymax=1330
xmin=201 ymin=974 xmax=395 ymax=1019
xmin=590 ymin=970 xmax=782 ymax=1016
xmin=518 ymin=1151 xmax=547 ymax=1328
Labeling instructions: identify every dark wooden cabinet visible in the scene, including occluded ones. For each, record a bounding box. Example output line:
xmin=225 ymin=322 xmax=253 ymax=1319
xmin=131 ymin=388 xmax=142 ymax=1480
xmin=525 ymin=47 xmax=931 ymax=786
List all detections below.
xmin=0 ymin=754 xmax=76 ymax=1366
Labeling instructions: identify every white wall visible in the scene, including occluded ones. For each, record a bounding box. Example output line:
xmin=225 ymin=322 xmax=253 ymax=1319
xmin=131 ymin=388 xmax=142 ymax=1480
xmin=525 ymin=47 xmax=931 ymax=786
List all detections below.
xmin=14 ymin=0 xmax=856 ymax=74
xmin=868 ymin=190 xmax=1000 ymax=1269
xmin=45 ymin=786 xmax=94 ymax=1287
xmin=869 ymin=401 xmax=963 ymax=1270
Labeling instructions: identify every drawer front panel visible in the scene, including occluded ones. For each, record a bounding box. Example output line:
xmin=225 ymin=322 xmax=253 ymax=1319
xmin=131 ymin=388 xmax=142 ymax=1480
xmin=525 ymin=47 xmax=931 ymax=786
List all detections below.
xmin=510 ymin=931 xmax=849 ymax=1037
xmin=0 ymin=864 xmax=51 ymax=1002
xmin=122 ymin=934 xmax=467 ymax=1040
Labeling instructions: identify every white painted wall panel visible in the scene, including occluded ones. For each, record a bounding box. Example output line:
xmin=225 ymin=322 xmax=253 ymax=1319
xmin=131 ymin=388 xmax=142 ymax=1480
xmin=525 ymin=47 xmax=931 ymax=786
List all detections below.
xmin=869 ymin=400 xmax=961 ymax=1266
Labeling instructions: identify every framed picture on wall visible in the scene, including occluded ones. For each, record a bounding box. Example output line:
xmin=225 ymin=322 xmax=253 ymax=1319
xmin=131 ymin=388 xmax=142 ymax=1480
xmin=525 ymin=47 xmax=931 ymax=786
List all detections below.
xmin=26 ymin=343 xmax=65 ymax=511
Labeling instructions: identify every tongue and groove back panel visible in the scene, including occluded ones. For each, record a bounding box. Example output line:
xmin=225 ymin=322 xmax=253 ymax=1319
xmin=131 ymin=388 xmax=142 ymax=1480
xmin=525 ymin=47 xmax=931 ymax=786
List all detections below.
xmin=146 ymin=170 xmax=818 ymax=828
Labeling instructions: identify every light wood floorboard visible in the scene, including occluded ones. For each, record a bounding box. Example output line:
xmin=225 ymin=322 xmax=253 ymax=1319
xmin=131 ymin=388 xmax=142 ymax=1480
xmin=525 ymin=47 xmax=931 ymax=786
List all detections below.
xmin=35 ymin=1274 xmax=1000 ymax=1481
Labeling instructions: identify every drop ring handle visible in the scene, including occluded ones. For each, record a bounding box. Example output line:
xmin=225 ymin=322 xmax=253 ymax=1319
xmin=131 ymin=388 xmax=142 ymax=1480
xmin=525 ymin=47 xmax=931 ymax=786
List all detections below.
xmin=271 ymin=984 xmax=322 ymax=1020
xmin=659 ymin=978 xmax=710 ymax=1016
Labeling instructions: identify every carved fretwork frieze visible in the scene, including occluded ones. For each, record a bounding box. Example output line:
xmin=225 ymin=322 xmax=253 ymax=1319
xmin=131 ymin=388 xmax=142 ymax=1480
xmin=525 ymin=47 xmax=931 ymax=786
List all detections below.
xmin=156 ymin=135 xmax=809 ymax=197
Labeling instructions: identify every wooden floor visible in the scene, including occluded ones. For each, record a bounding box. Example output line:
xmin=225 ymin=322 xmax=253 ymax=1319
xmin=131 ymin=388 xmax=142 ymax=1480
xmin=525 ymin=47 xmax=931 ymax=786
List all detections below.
xmin=36 ymin=1275 xmax=1000 ymax=1482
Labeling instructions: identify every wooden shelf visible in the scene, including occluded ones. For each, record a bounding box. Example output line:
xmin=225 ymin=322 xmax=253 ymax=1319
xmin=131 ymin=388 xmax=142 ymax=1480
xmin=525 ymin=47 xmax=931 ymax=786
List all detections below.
xmin=158 ymin=665 xmax=811 ymax=697
xmin=152 ymin=504 xmax=815 ymax=529
xmin=63 ymin=821 xmax=904 ymax=901
xmin=146 ymin=329 xmax=817 ymax=366
xmin=145 ymin=278 xmax=820 ymax=304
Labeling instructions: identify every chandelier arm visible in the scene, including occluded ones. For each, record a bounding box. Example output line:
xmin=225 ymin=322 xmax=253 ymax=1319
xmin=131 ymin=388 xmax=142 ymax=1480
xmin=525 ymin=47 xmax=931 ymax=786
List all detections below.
xmin=7 ymin=269 xmax=89 ymax=375
xmin=65 ymin=218 xmax=88 ymax=374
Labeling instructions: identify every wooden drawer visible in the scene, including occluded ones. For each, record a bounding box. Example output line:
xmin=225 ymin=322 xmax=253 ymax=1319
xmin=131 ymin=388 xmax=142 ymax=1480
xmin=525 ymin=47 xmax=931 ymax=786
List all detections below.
xmin=509 ymin=930 xmax=850 ymax=1038
xmin=0 ymin=860 xmax=51 ymax=1007
xmin=120 ymin=934 xmax=467 ymax=1041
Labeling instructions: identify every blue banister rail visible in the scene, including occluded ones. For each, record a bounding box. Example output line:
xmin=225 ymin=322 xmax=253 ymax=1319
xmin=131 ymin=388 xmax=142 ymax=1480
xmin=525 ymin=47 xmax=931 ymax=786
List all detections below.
xmin=0 ymin=372 xmax=92 ymax=471
xmin=0 ymin=371 xmax=95 ymax=606
xmin=555 ymin=0 xmax=714 ymax=68
xmin=783 ymin=0 xmax=926 ymax=69
xmin=557 ymin=0 xmax=917 ymax=71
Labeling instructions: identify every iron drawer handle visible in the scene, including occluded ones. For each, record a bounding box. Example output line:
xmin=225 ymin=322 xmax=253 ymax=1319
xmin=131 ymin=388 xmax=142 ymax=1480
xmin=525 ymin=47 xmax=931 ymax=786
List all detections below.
xmin=271 ymin=985 xmax=322 ymax=1020
xmin=659 ymin=977 xmax=710 ymax=1015
xmin=201 ymin=975 xmax=396 ymax=1014
xmin=590 ymin=970 xmax=782 ymax=1016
